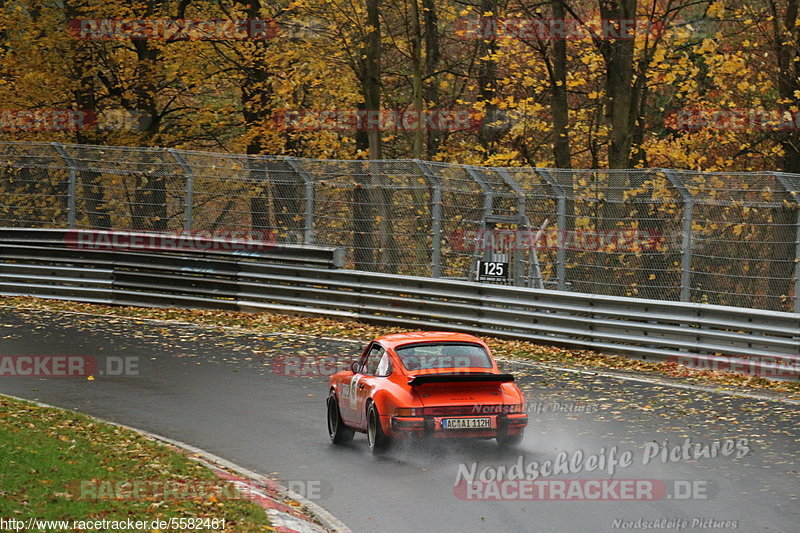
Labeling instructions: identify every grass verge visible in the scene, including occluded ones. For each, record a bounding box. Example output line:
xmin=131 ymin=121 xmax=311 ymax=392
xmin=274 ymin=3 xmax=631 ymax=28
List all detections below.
xmin=0 ymin=395 xmax=272 ymax=532
xmin=1 ymin=295 xmax=798 ymax=399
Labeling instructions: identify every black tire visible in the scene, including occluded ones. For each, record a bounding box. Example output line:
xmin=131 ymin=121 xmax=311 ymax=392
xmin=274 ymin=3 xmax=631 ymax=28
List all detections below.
xmin=497 ymin=431 xmax=524 ymax=448
xmin=366 ymin=402 xmax=390 ymax=454
xmin=327 ymin=391 xmax=354 ymax=445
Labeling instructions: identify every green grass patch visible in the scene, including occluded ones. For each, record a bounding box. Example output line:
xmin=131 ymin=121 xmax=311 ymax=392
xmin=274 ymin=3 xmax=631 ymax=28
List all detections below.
xmin=0 ymin=395 xmax=271 ymax=532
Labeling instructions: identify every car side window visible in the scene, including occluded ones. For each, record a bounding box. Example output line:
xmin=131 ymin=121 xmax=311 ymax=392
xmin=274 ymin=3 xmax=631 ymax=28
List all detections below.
xmin=363 ymin=345 xmax=385 ymax=375
xmin=356 ymin=343 xmax=376 ymax=373
xmin=375 ymin=352 xmax=392 ymax=377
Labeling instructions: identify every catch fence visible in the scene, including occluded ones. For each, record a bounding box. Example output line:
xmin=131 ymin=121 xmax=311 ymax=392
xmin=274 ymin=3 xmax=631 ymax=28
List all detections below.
xmin=1 ymin=141 xmax=797 ymax=312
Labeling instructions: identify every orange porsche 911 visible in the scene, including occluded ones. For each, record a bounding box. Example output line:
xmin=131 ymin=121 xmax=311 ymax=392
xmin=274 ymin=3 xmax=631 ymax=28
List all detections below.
xmin=326 ymin=331 xmax=527 ymax=453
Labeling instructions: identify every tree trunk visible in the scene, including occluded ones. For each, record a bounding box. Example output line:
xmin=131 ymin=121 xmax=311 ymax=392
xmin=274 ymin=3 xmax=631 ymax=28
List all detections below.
xmin=422 ymin=0 xmax=441 ymax=158
xmin=353 ymin=0 xmax=385 ymax=270
xmin=477 ymin=0 xmax=499 ymax=153
xmin=130 ymin=37 xmax=167 ymax=231
xmin=768 ymin=0 xmax=799 ymax=311
xmin=551 ymin=0 xmax=571 ymax=169
xmin=598 ymin=0 xmax=637 ymax=170
xmin=364 ymin=0 xmax=383 ymax=161
xmin=66 ymin=2 xmax=111 ymax=229
xmin=233 ymin=0 xmax=279 ymax=235
xmin=354 ymin=104 xmax=375 ymax=269
xmin=410 ymin=0 xmax=424 ymax=159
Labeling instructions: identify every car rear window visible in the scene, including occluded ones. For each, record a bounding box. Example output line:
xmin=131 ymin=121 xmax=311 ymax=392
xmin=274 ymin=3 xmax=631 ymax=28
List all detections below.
xmin=394 ymin=342 xmax=493 ymax=371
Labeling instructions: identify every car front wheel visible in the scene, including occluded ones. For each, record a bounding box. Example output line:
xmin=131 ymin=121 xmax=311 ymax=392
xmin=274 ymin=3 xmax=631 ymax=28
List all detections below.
xmin=327 ymin=391 xmax=355 ymax=445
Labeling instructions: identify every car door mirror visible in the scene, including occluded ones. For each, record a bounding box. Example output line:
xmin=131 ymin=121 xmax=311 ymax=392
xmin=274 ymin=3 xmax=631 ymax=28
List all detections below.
xmin=351 ymin=361 xmax=360 ymax=373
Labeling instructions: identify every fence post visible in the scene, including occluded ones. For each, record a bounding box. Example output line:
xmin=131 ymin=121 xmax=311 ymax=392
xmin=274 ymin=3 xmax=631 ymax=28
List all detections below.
xmin=794 ymin=213 xmax=800 ymax=313
xmin=663 ymin=170 xmax=693 ymax=302
xmin=535 ymin=169 xmax=566 ymax=291
xmin=168 ymin=149 xmax=194 ymax=232
xmin=679 ymin=200 xmax=694 ymax=302
xmin=493 ymin=167 xmax=535 ymax=287
xmin=774 ymin=173 xmax=800 ymax=313
xmin=465 ymin=165 xmax=495 ymax=281
xmin=554 ymin=191 xmax=566 ymax=291
xmin=286 ymin=158 xmax=315 ymax=245
xmin=415 ymin=160 xmax=441 ymax=277
xmin=51 ymin=142 xmax=77 ymax=228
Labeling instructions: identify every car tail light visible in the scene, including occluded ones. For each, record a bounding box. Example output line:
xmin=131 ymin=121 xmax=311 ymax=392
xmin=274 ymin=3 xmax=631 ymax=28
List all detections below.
xmin=391 ymin=416 xmax=425 ymax=431
xmin=395 ymin=407 xmax=421 ymax=416
xmin=506 ymin=413 xmax=528 ymax=427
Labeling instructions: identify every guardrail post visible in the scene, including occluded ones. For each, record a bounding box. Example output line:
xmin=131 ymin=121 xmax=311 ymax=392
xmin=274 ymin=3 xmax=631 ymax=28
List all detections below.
xmin=663 ymin=170 xmax=693 ymax=302
xmin=168 ymin=149 xmax=194 ymax=232
xmin=286 ymin=158 xmax=315 ymax=245
xmin=51 ymin=142 xmax=77 ymax=228
xmin=415 ymin=160 xmax=442 ymax=277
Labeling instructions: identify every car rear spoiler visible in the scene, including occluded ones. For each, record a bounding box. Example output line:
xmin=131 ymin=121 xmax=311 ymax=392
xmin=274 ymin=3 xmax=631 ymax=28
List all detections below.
xmin=407 ymin=372 xmax=515 ymax=386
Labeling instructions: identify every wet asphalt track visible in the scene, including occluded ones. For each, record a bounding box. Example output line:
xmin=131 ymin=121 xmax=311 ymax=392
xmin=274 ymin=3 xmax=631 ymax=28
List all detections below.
xmin=0 ymin=307 xmax=798 ymax=533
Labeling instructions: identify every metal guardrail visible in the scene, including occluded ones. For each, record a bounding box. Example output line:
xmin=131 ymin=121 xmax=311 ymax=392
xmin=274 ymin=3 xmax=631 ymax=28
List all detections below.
xmin=0 ymin=228 xmax=345 ymax=268
xmin=0 ymin=229 xmax=797 ymax=380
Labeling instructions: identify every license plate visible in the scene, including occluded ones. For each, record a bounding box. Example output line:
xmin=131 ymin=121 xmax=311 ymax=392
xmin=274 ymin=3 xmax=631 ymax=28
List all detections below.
xmin=441 ymin=417 xmax=491 ymax=430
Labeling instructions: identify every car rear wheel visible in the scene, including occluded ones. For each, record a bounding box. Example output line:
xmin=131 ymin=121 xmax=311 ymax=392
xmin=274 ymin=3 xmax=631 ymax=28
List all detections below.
xmin=497 ymin=431 xmax=524 ymax=448
xmin=327 ymin=391 xmax=354 ymax=445
xmin=367 ymin=403 xmax=390 ymax=454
